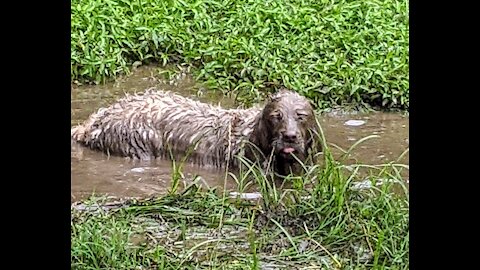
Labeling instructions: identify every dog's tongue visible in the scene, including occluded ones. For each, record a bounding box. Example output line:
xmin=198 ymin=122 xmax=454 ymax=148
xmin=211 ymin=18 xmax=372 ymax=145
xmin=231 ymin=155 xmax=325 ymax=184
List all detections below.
xmin=282 ymin=147 xmax=295 ymax=154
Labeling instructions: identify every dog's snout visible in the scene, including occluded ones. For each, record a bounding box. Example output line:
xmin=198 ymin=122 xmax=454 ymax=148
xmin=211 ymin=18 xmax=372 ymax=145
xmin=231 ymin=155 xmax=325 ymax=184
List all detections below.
xmin=282 ymin=131 xmax=297 ymax=142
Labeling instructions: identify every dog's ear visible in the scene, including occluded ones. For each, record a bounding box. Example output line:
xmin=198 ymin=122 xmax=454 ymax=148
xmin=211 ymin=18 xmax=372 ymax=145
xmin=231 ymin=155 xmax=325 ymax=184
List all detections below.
xmin=248 ymin=113 xmax=272 ymax=156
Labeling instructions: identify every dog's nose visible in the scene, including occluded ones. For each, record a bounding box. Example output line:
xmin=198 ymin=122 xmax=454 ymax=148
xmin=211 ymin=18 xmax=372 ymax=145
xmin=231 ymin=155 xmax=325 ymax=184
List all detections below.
xmin=283 ymin=131 xmax=297 ymax=142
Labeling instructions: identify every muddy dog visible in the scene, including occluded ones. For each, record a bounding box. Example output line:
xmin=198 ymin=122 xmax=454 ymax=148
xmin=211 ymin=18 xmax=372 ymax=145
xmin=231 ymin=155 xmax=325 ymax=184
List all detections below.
xmin=71 ymin=88 xmax=320 ymax=176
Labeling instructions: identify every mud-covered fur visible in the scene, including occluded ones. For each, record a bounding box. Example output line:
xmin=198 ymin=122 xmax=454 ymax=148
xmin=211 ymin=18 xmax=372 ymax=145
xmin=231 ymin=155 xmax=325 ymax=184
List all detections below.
xmin=245 ymin=89 xmax=319 ymax=175
xmin=71 ymin=88 xmax=319 ymax=175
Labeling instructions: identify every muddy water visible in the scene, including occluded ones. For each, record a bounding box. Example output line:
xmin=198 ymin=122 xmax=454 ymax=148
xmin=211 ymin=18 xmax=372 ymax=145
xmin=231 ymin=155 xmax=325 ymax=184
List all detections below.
xmin=71 ymin=65 xmax=409 ymax=202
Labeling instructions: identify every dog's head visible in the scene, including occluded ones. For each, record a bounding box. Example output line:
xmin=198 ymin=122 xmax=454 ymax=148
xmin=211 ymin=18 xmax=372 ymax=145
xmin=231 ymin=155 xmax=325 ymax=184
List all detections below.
xmin=249 ymin=88 xmax=320 ymax=175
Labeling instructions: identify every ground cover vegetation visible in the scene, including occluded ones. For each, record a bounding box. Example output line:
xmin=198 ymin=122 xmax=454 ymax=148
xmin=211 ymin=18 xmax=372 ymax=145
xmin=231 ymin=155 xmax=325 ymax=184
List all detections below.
xmin=71 ymin=0 xmax=409 ymax=110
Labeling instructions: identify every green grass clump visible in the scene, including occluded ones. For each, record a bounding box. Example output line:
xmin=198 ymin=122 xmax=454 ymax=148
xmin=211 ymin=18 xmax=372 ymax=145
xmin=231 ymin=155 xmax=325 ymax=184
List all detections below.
xmin=71 ymin=0 xmax=409 ymax=110
xmin=71 ymin=135 xmax=409 ymax=269
xmin=71 ymin=212 xmax=177 ymax=269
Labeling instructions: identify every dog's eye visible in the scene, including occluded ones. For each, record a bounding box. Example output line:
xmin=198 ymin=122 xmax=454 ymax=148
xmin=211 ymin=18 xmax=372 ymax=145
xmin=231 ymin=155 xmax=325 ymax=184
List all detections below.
xmin=270 ymin=113 xmax=282 ymax=121
xmin=296 ymin=112 xmax=309 ymax=121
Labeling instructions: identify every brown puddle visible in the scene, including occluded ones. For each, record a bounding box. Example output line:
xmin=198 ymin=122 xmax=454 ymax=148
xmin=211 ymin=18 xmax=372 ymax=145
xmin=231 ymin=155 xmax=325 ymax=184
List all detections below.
xmin=71 ymin=65 xmax=409 ymax=202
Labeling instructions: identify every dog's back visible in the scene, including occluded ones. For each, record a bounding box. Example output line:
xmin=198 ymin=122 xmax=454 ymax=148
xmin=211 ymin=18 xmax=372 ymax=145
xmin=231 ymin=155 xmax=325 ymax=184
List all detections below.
xmin=71 ymin=89 xmax=260 ymax=166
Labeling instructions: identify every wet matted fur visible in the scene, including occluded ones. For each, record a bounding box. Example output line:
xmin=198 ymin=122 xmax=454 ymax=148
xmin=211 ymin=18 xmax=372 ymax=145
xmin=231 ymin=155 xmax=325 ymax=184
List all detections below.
xmin=71 ymin=88 xmax=320 ymax=175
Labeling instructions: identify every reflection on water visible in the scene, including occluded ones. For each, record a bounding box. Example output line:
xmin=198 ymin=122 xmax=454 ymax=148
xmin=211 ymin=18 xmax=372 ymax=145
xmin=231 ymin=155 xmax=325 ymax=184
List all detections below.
xmin=71 ymin=65 xmax=409 ymax=202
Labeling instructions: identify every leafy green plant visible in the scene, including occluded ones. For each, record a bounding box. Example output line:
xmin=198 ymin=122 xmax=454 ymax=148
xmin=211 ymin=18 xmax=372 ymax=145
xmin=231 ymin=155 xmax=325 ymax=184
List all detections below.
xmin=71 ymin=0 xmax=409 ymax=110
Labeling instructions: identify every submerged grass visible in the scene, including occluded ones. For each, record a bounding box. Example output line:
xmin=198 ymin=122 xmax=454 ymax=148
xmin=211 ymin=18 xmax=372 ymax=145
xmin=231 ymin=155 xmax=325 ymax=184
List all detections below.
xmin=71 ymin=0 xmax=409 ymax=110
xmin=71 ymin=126 xmax=409 ymax=269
